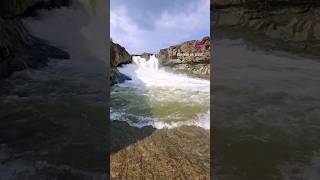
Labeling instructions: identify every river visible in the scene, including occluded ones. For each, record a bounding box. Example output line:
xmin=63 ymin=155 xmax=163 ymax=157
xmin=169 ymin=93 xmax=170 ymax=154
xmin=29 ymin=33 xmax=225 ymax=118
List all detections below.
xmin=111 ymin=55 xmax=210 ymax=129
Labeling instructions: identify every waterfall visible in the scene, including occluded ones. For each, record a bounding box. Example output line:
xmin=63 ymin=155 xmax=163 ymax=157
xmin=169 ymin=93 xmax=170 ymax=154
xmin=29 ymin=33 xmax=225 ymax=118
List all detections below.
xmin=132 ymin=56 xmax=147 ymax=67
xmin=132 ymin=55 xmax=159 ymax=70
xmin=76 ymin=0 xmax=108 ymax=62
xmin=147 ymin=55 xmax=159 ymax=70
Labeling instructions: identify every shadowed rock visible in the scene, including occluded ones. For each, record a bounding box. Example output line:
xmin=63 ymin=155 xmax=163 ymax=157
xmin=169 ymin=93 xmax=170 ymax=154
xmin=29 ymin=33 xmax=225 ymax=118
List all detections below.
xmin=110 ymin=40 xmax=132 ymax=85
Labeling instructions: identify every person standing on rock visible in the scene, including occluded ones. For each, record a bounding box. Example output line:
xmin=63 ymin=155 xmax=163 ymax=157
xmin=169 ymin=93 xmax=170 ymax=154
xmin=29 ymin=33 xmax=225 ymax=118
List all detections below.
xmin=195 ymin=41 xmax=205 ymax=52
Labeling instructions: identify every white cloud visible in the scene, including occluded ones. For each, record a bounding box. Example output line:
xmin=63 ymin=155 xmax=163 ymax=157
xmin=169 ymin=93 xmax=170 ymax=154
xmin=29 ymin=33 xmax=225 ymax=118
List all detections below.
xmin=110 ymin=0 xmax=209 ymax=54
xmin=110 ymin=6 xmax=146 ymax=53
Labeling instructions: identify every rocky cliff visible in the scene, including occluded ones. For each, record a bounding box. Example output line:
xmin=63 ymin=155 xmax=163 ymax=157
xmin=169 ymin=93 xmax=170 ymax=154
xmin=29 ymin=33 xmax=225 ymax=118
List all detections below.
xmin=157 ymin=37 xmax=210 ymax=77
xmin=212 ymin=0 xmax=320 ymax=54
xmin=140 ymin=52 xmax=153 ymax=61
xmin=0 ymin=0 xmax=70 ymax=79
xmin=110 ymin=41 xmax=132 ymax=85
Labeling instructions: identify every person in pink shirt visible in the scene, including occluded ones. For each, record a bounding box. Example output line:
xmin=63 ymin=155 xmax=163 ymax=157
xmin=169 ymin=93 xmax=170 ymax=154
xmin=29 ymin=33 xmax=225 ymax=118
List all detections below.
xmin=195 ymin=41 xmax=205 ymax=52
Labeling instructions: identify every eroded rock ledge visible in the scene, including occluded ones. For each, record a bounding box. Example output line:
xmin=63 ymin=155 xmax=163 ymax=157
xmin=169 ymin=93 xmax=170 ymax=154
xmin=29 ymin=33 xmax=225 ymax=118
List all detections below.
xmin=157 ymin=37 xmax=210 ymax=77
xmin=212 ymin=0 xmax=320 ymax=54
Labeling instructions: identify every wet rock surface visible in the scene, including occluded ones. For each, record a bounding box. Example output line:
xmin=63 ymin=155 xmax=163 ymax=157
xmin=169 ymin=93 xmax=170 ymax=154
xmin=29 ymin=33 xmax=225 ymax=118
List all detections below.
xmin=110 ymin=68 xmax=131 ymax=86
xmin=110 ymin=121 xmax=210 ymax=179
xmin=157 ymin=37 xmax=210 ymax=77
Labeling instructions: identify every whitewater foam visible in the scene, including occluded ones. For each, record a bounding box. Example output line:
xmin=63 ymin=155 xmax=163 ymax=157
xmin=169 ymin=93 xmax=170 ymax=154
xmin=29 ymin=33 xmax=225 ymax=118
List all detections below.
xmin=110 ymin=110 xmax=210 ymax=129
xmin=132 ymin=55 xmax=159 ymax=70
xmin=23 ymin=0 xmax=107 ymax=62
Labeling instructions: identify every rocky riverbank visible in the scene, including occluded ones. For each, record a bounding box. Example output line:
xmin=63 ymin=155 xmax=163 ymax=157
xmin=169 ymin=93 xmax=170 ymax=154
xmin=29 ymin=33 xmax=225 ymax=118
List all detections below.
xmin=0 ymin=0 xmax=70 ymax=79
xmin=157 ymin=37 xmax=210 ymax=78
xmin=212 ymin=0 xmax=320 ymax=56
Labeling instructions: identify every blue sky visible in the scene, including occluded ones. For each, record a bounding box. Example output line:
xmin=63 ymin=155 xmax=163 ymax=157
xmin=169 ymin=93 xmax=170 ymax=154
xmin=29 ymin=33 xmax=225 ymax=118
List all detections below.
xmin=110 ymin=0 xmax=210 ymax=54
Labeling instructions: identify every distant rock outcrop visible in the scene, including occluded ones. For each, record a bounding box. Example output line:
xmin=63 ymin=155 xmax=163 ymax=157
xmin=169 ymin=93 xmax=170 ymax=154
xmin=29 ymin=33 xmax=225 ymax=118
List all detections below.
xmin=140 ymin=52 xmax=153 ymax=61
xmin=212 ymin=0 xmax=320 ymax=53
xmin=157 ymin=37 xmax=210 ymax=77
xmin=110 ymin=41 xmax=132 ymax=85
xmin=131 ymin=52 xmax=153 ymax=61
xmin=0 ymin=0 xmax=70 ymax=79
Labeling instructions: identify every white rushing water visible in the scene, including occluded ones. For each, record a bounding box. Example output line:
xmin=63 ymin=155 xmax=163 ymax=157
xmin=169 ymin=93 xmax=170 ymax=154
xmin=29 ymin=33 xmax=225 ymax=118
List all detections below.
xmin=0 ymin=2 xmax=108 ymax=179
xmin=132 ymin=56 xmax=159 ymax=70
xmin=111 ymin=55 xmax=210 ymax=129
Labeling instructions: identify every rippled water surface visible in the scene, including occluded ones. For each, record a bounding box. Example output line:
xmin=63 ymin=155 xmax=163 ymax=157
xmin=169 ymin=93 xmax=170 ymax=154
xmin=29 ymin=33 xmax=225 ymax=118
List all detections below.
xmin=213 ymin=38 xmax=320 ymax=180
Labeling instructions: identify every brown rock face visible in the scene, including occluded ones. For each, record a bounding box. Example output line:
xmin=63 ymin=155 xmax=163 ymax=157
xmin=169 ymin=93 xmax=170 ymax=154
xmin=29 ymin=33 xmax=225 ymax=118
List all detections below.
xmin=212 ymin=0 xmax=320 ymax=53
xmin=110 ymin=122 xmax=210 ymax=179
xmin=111 ymin=41 xmax=132 ymax=67
xmin=110 ymin=41 xmax=132 ymax=85
xmin=157 ymin=37 xmax=210 ymax=77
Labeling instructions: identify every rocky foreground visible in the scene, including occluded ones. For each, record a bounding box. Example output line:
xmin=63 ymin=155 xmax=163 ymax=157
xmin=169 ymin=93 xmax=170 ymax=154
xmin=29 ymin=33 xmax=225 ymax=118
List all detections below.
xmin=110 ymin=121 xmax=210 ymax=179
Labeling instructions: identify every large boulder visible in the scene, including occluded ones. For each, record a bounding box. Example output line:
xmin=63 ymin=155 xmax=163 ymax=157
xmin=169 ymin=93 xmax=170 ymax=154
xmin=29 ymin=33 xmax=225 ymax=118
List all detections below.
xmin=110 ymin=41 xmax=132 ymax=85
xmin=157 ymin=37 xmax=210 ymax=77
xmin=111 ymin=41 xmax=132 ymax=67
